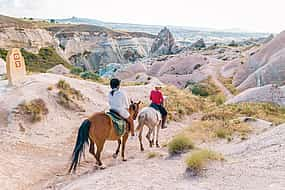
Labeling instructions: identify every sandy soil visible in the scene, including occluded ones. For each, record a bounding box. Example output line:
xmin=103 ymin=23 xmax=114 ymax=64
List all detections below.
xmin=1 ymin=73 xmax=285 ymax=190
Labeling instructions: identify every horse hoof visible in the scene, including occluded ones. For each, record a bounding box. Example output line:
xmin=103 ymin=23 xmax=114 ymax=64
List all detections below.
xmin=156 ymin=144 xmax=160 ymax=148
xmin=141 ymin=148 xmax=144 ymax=152
xmin=99 ymin=165 xmax=106 ymax=170
xmin=112 ymin=153 xmax=118 ymax=159
xmin=122 ymin=158 xmax=127 ymax=162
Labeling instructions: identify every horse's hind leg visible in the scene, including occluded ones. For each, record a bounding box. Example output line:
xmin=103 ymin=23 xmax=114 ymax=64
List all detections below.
xmin=156 ymin=124 xmax=160 ymax=148
xmin=121 ymin=133 xmax=129 ymax=161
xmin=113 ymin=139 xmax=121 ymax=159
xmin=146 ymin=128 xmax=154 ymax=148
xmin=89 ymin=140 xmax=95 ymax=157
xmin=137 ymin=121 xmax=144 ymax=151
xmin=95 ymin=140 xmax=105 ymax=166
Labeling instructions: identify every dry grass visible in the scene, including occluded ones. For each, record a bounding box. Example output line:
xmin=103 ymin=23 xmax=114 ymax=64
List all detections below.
xmin=121 ymin=81 xmax=146 ymax=86
xmin=168 ymin=134 xmax=195 ymax=155
xmin=203 ymin=103 xmax=285 ymax=125
xmin=218 ymin=76 xmax=239 ymax=95
xmin=163 ymin=86 xmax=204 ymax=121
xmin=185 ymin=149 xmax=224 ymax=175
xmin=184 ymin=120 xmax=252 ymax=143
xmin=183 ymin=102 xmax=285 ymax=143
xmin=18 ymin=99 xmax=48 ymax=123
xmin=47 ymin=86 xmax=53 ymax=91
xmin=56 ymin=80 xmax=84 ymax=111
xmin=147 ymin=152 xmax=159 ymax=159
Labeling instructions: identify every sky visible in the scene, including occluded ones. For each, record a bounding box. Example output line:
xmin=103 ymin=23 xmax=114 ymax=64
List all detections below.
xmin=0 ymin=0 xmax=284 ymax=33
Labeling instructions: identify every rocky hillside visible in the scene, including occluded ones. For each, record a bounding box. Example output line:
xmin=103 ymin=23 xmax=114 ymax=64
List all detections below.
xmin=233 ymin=31 xmax=285 ymax=91
xmin=48 ymin=24 xmax=155 ymax=71
xmin=0 ymin=15 xmax=157 ymax=72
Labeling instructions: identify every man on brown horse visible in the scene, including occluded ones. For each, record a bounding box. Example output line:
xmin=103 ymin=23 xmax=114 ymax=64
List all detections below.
xmin=150 ymin=85 xmax=168 ymax=129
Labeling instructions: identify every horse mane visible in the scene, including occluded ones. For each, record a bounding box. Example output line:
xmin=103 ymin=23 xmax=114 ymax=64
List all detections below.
xmin=129 ymin=103 xmax=136 ymax=111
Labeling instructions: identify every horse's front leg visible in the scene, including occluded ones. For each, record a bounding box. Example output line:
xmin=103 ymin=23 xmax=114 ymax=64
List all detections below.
xmin=113 ymin=139 xmax=121 ymax=159
xmin=121 ymin=133 xmax=129 ymax=161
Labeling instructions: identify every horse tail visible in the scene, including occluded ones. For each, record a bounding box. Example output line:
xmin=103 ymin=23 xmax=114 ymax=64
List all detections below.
xmin=69 ymin=119 xmax=91 ymax=173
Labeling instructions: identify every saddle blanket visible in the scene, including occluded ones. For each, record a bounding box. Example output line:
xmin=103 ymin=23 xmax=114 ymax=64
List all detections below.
xmin=106 ymin=111 xmax=126 ymax=136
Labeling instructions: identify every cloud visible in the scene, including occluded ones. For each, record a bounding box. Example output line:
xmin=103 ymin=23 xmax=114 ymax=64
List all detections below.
xmin=0 ymin=0 xmax=48 ymax=18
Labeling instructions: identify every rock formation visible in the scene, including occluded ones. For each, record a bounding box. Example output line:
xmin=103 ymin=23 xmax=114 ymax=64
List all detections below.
xmin=47 ymin=64 xmax=70 ymax=75
xmin=0 ymin=15 xmax=156 ymax=73
xmin=226 ymin=84 xmax=285 ymax=106
xmin=191 ymin=38 xmax=206 ymax=49
xmin=233 ymin=31 xmax=285 ymax=91
xmin=150 ymin=27 xmax=180 ymax=56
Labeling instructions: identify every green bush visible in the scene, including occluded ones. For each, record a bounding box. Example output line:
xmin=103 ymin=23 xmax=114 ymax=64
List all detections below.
xmin=168 ymin=134 xmax=194 ymax=155
xmin=80 ymin=71 xmax=100 ymax=81
xmin=186 ymin=78 xmax=221 ymax=97
xmin=0 ymin=48 xmax=8 ymax=60
xmin=21 ymin=47 xmax=72 ymax=73
xmin=191 ymin=84 xmax=210 ymax=97
xmin=70 ymin=67 xmax=84 ymax=75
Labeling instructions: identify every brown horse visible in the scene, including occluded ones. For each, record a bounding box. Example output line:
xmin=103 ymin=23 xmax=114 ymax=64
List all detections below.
xmin=69 ymin=101 xmax=141 ymax=173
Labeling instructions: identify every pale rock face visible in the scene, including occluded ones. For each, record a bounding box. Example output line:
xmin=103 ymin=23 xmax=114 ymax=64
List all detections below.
xmin=47 ymin=64 xmax=70 ymax=75
xmin=0 ymin=27 xmax=56 ymax=53
xmin=150 ymin=27 xmax=180 ymax=56
xmin=191 ymin=38 xmax=206 ymax=49
xmin=0 ymin=58 xmax=6 ymax=75
xmin=226 ymin=85 xmax=285 ymax=106
xmin=234 ymin=31 xmax=285 ymax=91
xmin=56 ymin=31 xmax=154 ymax=71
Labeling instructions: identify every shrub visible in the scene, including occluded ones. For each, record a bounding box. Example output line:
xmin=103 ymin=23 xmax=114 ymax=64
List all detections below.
xmin=211 ymin=94 xmax=226 ymax=105
xmin=168 ymin=134 xmax=194 ymax=155
xmin=56 ymin=80 xmax=84 ymax=110
xmin=215 ymin=128 xmax=231 ymax=139
xmin=191 ymin=84 xmax=210 ymax=97
xmin=18 ymin=99 xmax=49 ymax=122
xmin=186 ymin=78 xmax=221 ymax=97
xmin=57 ymin=80 xmax=71 ymax=90
xmin=185 ymin=149 xmax=224 ymax=175
xmin=47 ymin=86 xmax=53 ymax=91
xmin=80 ymin=71 xmax=100 ymax=81
xmin=0 ymin=48 xmax=8 ymax=60
xmin=70 ymin=67 xmax=84 ymax=75
xmin=147 ymin=152 xmax=159 ymax=159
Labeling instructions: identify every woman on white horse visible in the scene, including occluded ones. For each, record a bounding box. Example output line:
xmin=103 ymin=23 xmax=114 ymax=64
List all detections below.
xmin=149 ymin=85 xmax=168 ymax=129
xmin=136 ymin=84 xmax=168 ymax=151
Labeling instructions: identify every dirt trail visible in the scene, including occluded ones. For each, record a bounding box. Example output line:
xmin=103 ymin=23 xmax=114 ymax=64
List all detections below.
xmin=205 ymin=58 xmax=234 ymax=99
xmin=44 ymin=117 xmax=194 ymax=190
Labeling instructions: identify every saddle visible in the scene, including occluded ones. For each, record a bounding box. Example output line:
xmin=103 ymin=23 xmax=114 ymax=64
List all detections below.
xmin=149 ymin=103 xmax=161 ymax=115
xmin=106 ymin=109 xmax=127 ymax=136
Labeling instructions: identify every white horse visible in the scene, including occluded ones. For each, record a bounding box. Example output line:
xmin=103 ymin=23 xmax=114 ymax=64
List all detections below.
xmin=136 ymin=107 xmax=162 ymax=151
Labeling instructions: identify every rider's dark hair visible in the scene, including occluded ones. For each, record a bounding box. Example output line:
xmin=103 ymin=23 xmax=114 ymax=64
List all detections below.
xmin=110 ymin=78 xmax=121 ymax=96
